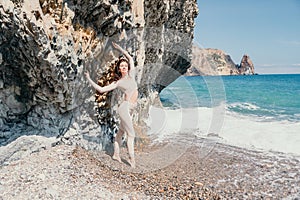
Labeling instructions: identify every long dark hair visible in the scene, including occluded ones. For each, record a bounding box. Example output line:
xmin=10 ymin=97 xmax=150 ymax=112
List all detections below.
xmin=114 ymin=55 xmax=130 ymax=81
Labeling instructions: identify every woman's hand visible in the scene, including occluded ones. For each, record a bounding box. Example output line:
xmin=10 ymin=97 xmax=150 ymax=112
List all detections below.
xmin=84 ymin=71 xmax=90 ymax=79
xmin=112 ymin=41 xmax=134 ymax=67
xmin=112 ymin=42 xmax=122 ymax=51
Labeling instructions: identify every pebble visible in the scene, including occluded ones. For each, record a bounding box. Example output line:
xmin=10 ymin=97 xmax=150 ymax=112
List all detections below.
xmin=37 ymin=173 xmax=46 ymax=180
xmin=1 ymin=142 xmax=300 ymax=199
xmin=195 ymin=182 xmax=204 ymax=187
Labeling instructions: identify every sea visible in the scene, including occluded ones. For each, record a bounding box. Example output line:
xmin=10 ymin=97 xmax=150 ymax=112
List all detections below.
xmin=148 ymin=74 xmax=300 ymax=156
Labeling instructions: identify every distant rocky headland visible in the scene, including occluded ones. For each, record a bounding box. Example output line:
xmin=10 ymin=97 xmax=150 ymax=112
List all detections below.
xmin=186 ymin=45 xmax=255 ymax=76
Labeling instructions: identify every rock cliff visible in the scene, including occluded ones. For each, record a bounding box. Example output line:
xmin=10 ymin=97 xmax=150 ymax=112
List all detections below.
xmin=0 ymin=0 xmax=198 ymax=152
xmin=187 ymin=45 xmax=255 ymax=76
xmin=238 ymin=54 xmax=255 ymax=75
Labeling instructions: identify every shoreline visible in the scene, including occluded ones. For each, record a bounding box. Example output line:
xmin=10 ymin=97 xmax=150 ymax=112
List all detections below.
xmin=1 ymin=136 xmax=300 ymax=199
xmin=97 ymin=137 xmax=300 ymax=199
xmin=148 ymin=104 xmax=300 ymax=156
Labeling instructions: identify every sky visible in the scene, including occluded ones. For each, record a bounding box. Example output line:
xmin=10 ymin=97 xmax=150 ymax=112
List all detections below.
xmin=194 ymin=0 xmax=300 ymax=74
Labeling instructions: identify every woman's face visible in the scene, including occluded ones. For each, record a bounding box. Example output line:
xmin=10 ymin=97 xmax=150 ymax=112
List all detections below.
xmin=119 ymin=61 xmax=129 ymax=74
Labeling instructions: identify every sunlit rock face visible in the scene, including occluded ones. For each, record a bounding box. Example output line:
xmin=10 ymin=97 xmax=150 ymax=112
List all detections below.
xmin=187 ymin=46 xmax=255 ymax=76
xmin=0 ymin=0 xmax=198 ymax=150
xmin=187 ymin=47 xmax=239 ymax=76
xmin=238 ymin=54 xmax=255 ymax=75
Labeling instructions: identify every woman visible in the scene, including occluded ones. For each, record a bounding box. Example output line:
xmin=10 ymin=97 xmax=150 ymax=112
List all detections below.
xmin=85 ymin=42 xmax=138 ymax=168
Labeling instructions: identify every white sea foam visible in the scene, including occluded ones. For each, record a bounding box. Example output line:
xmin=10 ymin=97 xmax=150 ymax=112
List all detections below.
xmin=228 ymin=102 xmax=261 ymax=110
xmin=147 ymin=105 xmax=300 ymax=156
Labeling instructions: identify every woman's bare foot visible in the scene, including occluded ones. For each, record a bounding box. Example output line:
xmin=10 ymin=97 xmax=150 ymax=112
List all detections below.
xmin=112 ymin=155 xmax=122 ymax=163
xmin=128 ymin=157 xmax=136 ymax=168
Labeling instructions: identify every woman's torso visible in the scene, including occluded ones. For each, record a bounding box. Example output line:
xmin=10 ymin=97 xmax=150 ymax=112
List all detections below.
xmin=117 ymin=77 xmax=138 ymax=103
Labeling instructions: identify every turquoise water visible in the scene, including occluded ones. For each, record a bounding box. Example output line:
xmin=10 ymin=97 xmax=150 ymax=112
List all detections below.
xmin=160 ymin=74 xmax=300 ymax=122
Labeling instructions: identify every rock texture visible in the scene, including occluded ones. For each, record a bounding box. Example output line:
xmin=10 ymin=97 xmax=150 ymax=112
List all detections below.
xmin=238 ymin=54 xmax=255 ymax=75
xmin=187 ymin=45 xmax=255 ymax=76
xmin=0 ymin=0 xmax=198 ymax=153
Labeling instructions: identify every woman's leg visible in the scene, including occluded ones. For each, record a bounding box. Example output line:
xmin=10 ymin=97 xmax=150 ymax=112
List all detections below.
xmin=112 ymin=124 xmax=124 ymax=163
xmin=127 ymin=135 xmax=135 ymax=168
xmin=118 ymin=102 xmax=136 ymax=168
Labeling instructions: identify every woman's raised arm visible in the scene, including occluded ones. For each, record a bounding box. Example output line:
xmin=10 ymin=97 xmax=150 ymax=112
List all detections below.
xmin=112 ymin=42 xmax=134 ymax=69
xmin=85 ymin=71 xmax=118 ymax=93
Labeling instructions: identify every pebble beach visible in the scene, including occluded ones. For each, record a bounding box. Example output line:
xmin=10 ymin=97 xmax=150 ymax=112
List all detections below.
xmin=1 ymin=137 xmax=300 ymax=200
